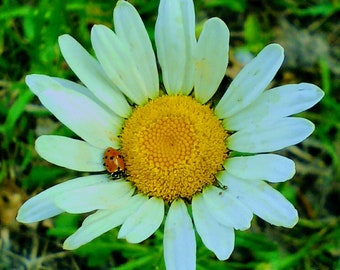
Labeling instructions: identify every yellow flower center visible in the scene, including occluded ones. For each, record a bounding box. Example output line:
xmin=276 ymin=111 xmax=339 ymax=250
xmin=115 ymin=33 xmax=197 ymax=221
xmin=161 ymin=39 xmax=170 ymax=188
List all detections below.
xmin=120 ymin=95 xmax=227 ymax=202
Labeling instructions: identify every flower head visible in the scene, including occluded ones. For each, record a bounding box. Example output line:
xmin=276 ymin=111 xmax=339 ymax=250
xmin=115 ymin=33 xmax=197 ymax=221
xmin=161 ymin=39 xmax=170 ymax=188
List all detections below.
xmin=17 ymin=0 xmax=324 ymax=268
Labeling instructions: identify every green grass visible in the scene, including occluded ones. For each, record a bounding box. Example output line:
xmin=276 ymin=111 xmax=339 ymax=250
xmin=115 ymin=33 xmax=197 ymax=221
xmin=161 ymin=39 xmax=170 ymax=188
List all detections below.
xmin=1 ymin=0 xmax=339 ymax=269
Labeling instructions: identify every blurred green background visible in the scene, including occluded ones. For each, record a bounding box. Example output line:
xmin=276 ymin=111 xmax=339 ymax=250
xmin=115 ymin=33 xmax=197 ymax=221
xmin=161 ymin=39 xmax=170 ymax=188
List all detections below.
xmin=0 ymin=0 xmax=339 ymax=269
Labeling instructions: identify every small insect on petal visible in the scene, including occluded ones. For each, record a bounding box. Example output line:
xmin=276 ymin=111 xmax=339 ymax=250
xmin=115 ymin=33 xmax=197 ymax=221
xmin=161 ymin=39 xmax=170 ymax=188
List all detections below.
xmin=103 ymin=147 xmax=126 ymax=179
xmin=215 ymin=180 xmax=228 ymax=191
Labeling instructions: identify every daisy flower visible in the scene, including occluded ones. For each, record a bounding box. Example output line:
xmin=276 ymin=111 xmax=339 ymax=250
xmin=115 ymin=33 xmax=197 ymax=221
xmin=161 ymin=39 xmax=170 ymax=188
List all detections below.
xmin=17 ymin=0 xmax=324 ymax=269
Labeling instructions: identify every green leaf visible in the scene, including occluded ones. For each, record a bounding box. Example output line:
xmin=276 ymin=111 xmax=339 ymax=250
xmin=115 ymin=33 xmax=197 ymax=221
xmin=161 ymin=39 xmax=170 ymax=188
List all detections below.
xmin=205 ymin=0 xmax=247 ymax=12
xmin=48 ymin=213 xmax=81 ymax=238
xmin=4 ymin=87 xmax=34 ymax=130
xmin=22 ymin=165 xmax=67 ymax=190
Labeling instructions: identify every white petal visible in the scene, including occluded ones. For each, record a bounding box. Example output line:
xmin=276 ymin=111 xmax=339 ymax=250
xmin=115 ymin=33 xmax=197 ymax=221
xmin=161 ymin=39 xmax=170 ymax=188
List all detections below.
xmin=114 ymin=1 xmax=159 ymax=100
xmin=35 ymin=135 xmax=104 ymax=172
xmin=51 ymin=77 xmax=103 ymax=103
xmin=215 ymin=44 xmax=284 ymax=119
xmin=155 ymin=0 xmax=195 ymax=95
xmin=224 ymin=83 xmax=325 ymax=130
xmin=221 ymin=173 xmax=298 ymax=228
xmin=63 ymin=194 xmax=146 ymax=250
xmin=16 ymin=175 xmax=109 ymax=223
xmin=227 ymin=117 xmax=315 ymax=153
xmin=224 ymin=154 xmax=295 ymax=182
xmin=58 ymin=34 xmax=131 ymax=118
xmin=202 ymin=186 xmax=253 ymax=230
xmin=164 ymin=199 xmax=196 ymax=270
xmin=118 ymin=197 xmax=164 ymax=243
xmin=194 ymin=18 xmax=229 ymax=104
xmin=192 ymin=194 xmax=235 ymax=260
xmin=26 ymin=74 xmax=123 ymax=149
xmin=91 ymin=25 xmax=148 ymax=105
xmin=55 ymin=180 xmax=134 ymax=213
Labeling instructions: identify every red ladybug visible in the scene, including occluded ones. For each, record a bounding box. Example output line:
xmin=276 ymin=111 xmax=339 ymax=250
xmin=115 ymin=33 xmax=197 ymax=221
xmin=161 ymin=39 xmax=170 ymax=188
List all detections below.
xmin=103 ymin=147 xmax=125 ymax=179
